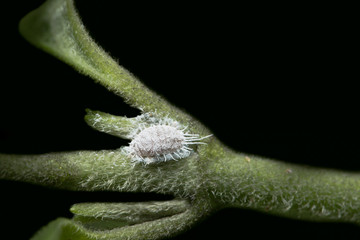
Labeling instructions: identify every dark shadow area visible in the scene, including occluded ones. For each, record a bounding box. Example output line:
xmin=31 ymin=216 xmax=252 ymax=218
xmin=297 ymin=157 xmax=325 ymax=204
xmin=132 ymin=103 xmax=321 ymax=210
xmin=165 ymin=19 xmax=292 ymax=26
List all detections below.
xmin=1 ymin=1 xmax=359 ymax=240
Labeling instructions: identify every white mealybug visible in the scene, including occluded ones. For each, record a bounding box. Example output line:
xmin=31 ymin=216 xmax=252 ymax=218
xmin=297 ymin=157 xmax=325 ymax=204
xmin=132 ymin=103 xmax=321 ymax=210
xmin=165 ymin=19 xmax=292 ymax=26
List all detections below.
xmin=124 ymin=118 xmax=212 ymax=164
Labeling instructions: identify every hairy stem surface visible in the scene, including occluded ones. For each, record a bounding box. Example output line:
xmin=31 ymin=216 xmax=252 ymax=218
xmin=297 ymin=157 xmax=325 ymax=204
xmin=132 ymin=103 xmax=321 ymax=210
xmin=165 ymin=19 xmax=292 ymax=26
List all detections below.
xmin=209 ymin=148 xmax=360 ymax=224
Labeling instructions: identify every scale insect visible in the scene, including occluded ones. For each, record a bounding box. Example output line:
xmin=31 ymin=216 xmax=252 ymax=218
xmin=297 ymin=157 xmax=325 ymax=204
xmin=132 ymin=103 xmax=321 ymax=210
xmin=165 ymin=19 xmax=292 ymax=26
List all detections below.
xmin=124 ymin=117 xmax=212 ymax=164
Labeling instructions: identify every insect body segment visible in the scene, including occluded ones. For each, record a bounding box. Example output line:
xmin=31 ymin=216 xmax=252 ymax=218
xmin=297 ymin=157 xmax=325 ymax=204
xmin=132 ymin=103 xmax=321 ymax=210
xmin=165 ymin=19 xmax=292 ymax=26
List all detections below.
xmin=130 ymin=125 xmax=185 ymax=158
xmin=125 ymin=118 xmax=212 ymax=164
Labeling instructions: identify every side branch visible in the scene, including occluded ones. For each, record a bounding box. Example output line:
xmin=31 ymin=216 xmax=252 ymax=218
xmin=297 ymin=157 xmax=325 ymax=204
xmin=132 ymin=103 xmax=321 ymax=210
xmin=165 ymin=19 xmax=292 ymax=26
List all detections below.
xmin=0 ymin=150 xmax=137 ymax=192
xmin=0 ymin=151 xmax=93 ymax=190
xmin=0 ymin=150 xmax=202 ymax=198
xmin=209 ymin=150 xmax=360 ymax=224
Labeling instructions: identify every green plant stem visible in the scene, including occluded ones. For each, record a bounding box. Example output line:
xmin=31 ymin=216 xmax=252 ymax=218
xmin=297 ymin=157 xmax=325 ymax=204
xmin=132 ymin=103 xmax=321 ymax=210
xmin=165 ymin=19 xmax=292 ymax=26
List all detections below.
xmin=209 ymin=149 xmax=360 ymax=224
xmin=0 ymin=152 xmax=89 ymax=190
xmin=0 ymin=150 xmax=204 ymax=198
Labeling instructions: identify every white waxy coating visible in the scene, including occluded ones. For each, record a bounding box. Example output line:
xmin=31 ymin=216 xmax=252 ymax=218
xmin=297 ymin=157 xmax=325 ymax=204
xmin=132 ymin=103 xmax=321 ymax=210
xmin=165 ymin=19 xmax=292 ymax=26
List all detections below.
xmin=130 ymin=125 xmax=185 ymax=158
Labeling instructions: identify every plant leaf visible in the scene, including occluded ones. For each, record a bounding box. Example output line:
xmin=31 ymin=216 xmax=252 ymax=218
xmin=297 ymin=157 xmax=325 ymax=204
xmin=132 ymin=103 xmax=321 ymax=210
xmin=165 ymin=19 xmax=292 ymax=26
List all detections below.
xmin=30 ymin=218 xmax=87 ymax=240
xmin=70 ymin=199 xmax=189 ymax=230
xmin=84 ymin=109 xmax=138 ymax=139
xmin=31 ymin=207 xmax=202 ymax=240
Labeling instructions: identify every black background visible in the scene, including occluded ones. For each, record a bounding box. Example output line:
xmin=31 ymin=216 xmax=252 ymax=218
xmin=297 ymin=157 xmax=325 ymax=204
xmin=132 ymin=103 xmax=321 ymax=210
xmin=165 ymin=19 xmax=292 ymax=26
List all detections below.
xmin=1 ymin=1 xmax=359 ymax=239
